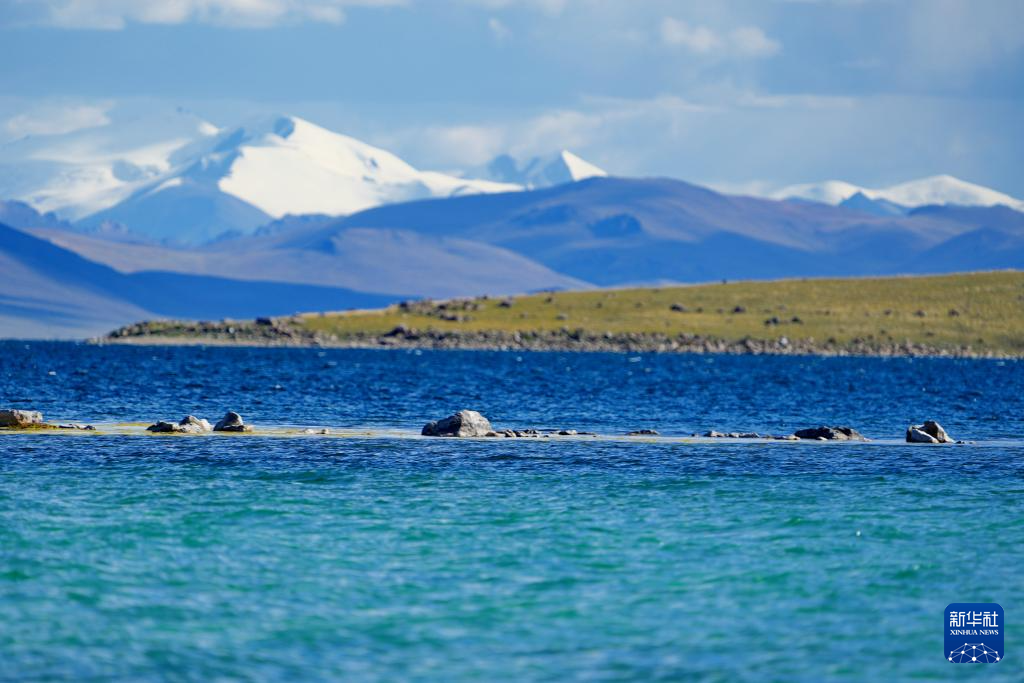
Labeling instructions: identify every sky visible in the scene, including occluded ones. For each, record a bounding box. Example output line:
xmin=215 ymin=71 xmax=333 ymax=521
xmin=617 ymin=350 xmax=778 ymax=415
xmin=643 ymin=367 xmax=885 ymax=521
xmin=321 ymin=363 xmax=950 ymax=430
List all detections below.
xmin=0 ymin=0 xmax=1022 ymax=195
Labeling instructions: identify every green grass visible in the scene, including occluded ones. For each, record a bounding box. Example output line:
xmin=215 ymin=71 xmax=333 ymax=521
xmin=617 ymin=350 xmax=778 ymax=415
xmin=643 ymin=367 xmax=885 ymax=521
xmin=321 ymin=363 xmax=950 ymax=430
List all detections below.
xmin=300 ymin=271 xmax=1024 ymax=354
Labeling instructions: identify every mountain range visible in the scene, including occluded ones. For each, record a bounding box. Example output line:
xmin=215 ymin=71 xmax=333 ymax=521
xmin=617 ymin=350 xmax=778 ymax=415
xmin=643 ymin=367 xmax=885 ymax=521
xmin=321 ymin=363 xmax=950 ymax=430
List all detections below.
xmin=774 ymin=175 xmax=1024 ymax=214
xmin=1 ymin=111 xmax=1022 ymax=338
xmin=0 ymin=111 xmax=604 ymax=244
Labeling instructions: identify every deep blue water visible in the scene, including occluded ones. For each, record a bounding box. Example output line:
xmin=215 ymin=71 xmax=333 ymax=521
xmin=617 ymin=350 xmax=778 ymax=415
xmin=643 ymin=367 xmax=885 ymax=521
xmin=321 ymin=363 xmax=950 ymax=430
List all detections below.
xmin=1 ymin=342 xmax=1022 ymax=681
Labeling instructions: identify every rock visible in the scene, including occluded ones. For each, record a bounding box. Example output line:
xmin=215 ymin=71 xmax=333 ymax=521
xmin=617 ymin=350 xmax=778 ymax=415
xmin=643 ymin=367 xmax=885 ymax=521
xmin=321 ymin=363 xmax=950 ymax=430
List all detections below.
xmin=214 ymin=411 xmax=253 ymax=432
xmin=421 ymin=410 xmax=493 ymax=437
xmin=627 ymin=429 xmax=659 ymax=436
xmin=147 ymin=415 xmax=213 ymax=434
xmin=57 ymin=423 xmax=95 ymax=430
xmin=773 ymin=434 xmax=800 ymax=441
xmin=705 ymin=430 xmax=760 ymax=438
xmin=558 ymin=429 xmax=578 ymax=436
xmin=670 ymin=303 xmax=688 ymax=312
xmin=906 ymin=420 xmax=953 ymax=443
xmin=906 ymin=427 xmax=939 ymax=443
xmin=793 ymin=426 xmax=868 ymax=441
xmin=178 ymin=415 xmax=212 ymax=434
xmin=0 ymin=409 xmax=43 ymax=428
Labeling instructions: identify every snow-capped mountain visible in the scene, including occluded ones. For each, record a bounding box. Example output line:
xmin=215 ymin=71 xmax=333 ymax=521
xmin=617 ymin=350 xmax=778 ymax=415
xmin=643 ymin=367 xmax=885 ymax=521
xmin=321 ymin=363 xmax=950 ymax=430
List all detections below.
xmin=0 ymin=107 xmax=219 ymax=221
xmin=774 ymin=175 xmax=1024 ymax=212
xmin=483 ymin=150 xmax=607 ymax=188
xmin=163 ymin=115 xmax=521 ymax=219
xmin=0 ymin=112 xmax=522 ymax=242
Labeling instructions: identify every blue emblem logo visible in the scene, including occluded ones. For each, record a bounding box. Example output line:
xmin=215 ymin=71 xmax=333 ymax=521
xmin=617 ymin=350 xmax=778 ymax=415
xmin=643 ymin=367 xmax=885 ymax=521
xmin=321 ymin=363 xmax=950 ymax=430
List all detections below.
xmin=945 ymin=603 xmax=1003 ymax=663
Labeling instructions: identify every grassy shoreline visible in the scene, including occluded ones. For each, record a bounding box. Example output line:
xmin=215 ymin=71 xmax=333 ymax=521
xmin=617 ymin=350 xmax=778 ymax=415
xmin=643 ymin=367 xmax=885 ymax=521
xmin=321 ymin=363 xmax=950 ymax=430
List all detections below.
xmin=104 ymin=271 xmax=1024 ymax=358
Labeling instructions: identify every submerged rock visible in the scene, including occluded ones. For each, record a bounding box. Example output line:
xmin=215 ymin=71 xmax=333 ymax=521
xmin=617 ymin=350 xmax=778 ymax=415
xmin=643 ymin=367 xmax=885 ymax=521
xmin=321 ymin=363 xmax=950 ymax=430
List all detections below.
xmin=214 ymin=411 xmax=253 ymax=432
xmin=0 ymin=409 xmax=43 ymax=428
xmin=906 ymin=420 xmax=953 ymax=443
xmin=793 ymin=426 xmax=868 ymax=441
xmin=421 ymin=410 xmax=493 ymax=437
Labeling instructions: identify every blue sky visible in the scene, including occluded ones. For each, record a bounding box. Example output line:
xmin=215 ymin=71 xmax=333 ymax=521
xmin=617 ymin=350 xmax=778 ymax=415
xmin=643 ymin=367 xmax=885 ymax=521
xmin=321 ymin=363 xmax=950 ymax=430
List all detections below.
xmin=1 ymin=0 xmax=1022 ymax=195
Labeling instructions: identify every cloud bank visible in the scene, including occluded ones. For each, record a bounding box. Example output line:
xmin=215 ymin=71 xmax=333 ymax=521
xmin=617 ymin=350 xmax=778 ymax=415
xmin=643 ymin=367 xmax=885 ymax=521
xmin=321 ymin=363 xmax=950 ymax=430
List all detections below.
xmin=10 ymin=0 xmax=406 ymax=29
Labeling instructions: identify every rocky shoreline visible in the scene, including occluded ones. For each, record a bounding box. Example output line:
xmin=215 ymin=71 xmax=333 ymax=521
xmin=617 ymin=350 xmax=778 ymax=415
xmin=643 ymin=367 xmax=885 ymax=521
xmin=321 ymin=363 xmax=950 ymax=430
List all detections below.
xmin=2 ymin=407 xmax=969 ymax=445
xmin=102 ymin=319 xmax=1016 ymax=359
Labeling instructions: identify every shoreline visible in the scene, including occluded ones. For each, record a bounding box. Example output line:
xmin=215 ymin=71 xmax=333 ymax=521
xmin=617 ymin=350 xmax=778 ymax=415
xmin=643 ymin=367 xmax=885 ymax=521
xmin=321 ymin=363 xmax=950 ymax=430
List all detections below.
xmin=95 ymin=328 xmax=1019 ymax=359
xmin=0 ymin=422 xmax=997 ymax=445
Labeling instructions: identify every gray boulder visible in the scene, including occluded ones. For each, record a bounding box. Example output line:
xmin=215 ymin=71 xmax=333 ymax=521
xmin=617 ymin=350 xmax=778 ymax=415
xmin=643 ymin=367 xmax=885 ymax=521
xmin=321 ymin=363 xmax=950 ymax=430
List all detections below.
xmin=906 ymin=420 xmax=952 ymax=443
xmin=178 ymin=415 xmax=212 ymax=434
xmin=906 ymin=427 xmax=939 ymax=443
xmin=215 ymin=411 xmax=253 ymax=432
xmin=147 ymin=415 xmax=213 ymax=433
xmin=793 ymin=426 xmax=868 ymax=441
xmin=421 ymin=410 xmax=493 ymax=437
xmin=146 ymin=420 xmax=179 ymax=433
xmin=0 ymin=409 xmax=43 ymax=428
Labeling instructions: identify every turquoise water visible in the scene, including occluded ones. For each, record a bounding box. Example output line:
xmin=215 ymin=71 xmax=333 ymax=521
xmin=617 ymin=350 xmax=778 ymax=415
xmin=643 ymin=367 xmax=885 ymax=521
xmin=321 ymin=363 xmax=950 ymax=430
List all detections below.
xmin=1 ymin=343 xmax=1022 ymax=681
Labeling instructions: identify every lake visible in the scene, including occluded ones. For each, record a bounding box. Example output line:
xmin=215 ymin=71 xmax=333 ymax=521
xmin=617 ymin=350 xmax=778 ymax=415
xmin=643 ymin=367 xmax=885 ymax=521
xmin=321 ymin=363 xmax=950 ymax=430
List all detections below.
xmin=1 ymin=342 xmax=1021 ymax=681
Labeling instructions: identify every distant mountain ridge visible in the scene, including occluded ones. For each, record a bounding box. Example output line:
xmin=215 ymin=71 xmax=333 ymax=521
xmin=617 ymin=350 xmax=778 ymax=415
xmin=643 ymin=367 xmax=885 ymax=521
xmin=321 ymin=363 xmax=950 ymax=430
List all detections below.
xmin=0 ymin=221 xmax=401 ymax=339
xmin=481 ymin=151 xmax=607 ymax=188
xmin=5 ymin=173 xmax=1024 ymax=337
xmin=774 ymin=175 xmax=1024 ymax=212
xmin=27 ymin=176 xmax=1024 ymax=290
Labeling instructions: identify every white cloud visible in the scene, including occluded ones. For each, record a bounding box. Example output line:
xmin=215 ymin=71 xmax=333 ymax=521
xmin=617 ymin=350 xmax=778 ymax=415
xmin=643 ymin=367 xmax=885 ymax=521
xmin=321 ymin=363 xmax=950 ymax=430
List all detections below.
xmin=660 ymin=17 xmax=780 ymax=58
xmin=728 ymin=26 xmax=781 ymax=58
xmin=4 ymin=102 xmax=112 ymax=137
xmin=660 ymin=18 xmax=720 ymax=54
xmin=461 ymin=0 xmax=568 ymax=15
xmin=488 ymin=16 xmax=511 ymax=41
xmin=15 ymin=0 xmax=406 ymax=29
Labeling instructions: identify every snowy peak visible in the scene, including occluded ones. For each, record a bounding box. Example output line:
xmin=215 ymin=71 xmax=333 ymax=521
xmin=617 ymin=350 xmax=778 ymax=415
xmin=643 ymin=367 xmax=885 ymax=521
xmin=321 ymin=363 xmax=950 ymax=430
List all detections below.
xmin=0 ymin=111 xmax=524 ymax=242
xmin=0 ymin=107 xmax=219 ymax=220
xmin=879 ymin=174 xmax=1023 ymax=210
xmin=774 ymin=174 xmax=1024 ymax=212
xmin=558 ymin=150 xmax=608 ymax=183
xmin=483 ymin=150 xmax=607 ymax=188
xmin=140 ymin=113 xmax=521 ymax=221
